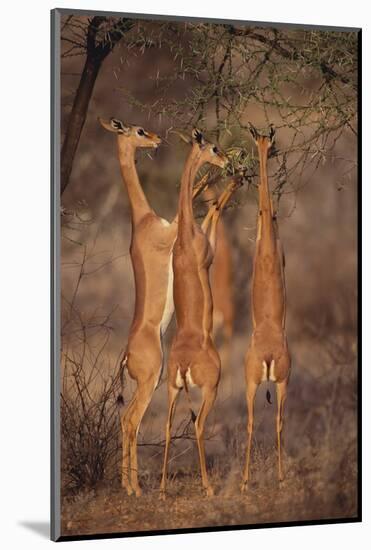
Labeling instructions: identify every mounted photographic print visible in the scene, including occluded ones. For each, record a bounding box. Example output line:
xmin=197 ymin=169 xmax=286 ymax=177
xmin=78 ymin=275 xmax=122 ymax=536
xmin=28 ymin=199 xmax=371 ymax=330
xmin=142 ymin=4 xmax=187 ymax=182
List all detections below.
xmin=51 ymin=8 xmax=361 ymax=541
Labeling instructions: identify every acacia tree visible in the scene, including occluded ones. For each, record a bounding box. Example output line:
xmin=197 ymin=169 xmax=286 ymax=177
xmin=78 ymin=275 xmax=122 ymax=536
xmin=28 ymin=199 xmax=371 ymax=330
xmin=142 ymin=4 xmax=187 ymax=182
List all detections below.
xmin=118 ymin=23 xmax=358 ymax=209
xmin=61 ymin=17 xmax=358 ymax=203
xmin=60 ymin=15 xmax=135 ymax=195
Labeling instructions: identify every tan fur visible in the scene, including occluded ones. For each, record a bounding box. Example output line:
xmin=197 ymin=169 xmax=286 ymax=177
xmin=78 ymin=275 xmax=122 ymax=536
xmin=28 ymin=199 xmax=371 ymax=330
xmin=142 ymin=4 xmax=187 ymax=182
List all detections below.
xmin=160 ymin=134 xmax=239 ymax=498
xmin=241 ymin=129 xmax=291 ymax=490
xmin=204 ymin=187 xmax=234 ymax=370
xmin=99 ymin=119 xmax=209 ymax=497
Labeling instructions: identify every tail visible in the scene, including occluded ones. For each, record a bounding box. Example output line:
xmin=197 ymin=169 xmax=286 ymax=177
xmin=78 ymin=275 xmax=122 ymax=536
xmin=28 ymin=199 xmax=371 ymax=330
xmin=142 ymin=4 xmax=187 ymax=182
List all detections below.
xmin=181 ymin=371 xmax=197 ymax=423
xmin=262 ymin=359 xmax=274 ymax=404
xmin=116 ymin=353 xmax=128 ymax=410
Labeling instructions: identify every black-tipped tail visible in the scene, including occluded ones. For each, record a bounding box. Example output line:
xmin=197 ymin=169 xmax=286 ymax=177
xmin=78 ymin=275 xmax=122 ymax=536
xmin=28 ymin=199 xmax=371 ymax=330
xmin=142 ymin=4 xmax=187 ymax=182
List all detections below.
xmin=190 ymin=409 xmax=197 ymax=423
xmin=266 ymin=390 xmax=272 ymax=404
xmin=116 ymin=352 xmax=127 ymax=410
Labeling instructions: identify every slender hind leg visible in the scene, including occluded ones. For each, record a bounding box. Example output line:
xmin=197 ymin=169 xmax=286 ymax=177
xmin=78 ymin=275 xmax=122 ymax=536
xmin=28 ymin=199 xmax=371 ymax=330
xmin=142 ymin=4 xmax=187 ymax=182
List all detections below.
xmin=241 ymin=380 xmax=258 ymax=491
xmin=120 ymin=392 xmax=138 ymax=495
xmin=276 ymin=380 xmax=288 ymax=482
xmin=195 ymin=385 xmax=217 ymax=496
xmin=126 ymin=377 xmax=156 ymax=496
xmin=160 ymin=385 xmax=180 ymax=499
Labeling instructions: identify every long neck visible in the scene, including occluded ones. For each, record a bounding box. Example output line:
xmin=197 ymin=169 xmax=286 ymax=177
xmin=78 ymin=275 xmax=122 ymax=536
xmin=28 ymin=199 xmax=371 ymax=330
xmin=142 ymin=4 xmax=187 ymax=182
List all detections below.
xmin=177 ymin=147 xmax=201 ymax=242
xmin=252 ymin=144 xmax=286 ymax=329
xmin=257 ymin=144 xmax=275 ymax=247
xmin=117 ymin=138 xmax=152 ymax=224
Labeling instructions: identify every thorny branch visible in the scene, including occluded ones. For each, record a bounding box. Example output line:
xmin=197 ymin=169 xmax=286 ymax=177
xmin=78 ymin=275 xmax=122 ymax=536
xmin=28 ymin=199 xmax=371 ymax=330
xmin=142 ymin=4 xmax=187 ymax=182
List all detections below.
xmin=115 ymin=22 xmax=357 ymax=216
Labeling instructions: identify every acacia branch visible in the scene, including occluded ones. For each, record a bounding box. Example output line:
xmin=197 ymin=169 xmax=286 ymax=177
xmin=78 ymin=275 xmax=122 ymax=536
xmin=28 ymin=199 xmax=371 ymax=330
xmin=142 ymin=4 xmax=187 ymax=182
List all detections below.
xmin=231 ymin=27 xmax=356 ymax=89
xmin=61 ymin=17 xmax=134 ymax=195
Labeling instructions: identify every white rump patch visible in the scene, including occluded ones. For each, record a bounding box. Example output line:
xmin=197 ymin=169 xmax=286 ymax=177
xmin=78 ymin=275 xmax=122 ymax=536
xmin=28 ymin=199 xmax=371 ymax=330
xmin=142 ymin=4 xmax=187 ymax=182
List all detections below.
xmin=269 ymin=359 xmax=276 ymax=381
xmin=261 ymin=359 xmax=276 ymax=382
xmin=175 ymin=368 xmax=196 ymax=389
xmin=185 ymin=368 xmax=196 ymax=388
xmin=175 ymin=369 xmax=183 ymax=389
xmin=261 ymin=360 xmax=268 ymax=382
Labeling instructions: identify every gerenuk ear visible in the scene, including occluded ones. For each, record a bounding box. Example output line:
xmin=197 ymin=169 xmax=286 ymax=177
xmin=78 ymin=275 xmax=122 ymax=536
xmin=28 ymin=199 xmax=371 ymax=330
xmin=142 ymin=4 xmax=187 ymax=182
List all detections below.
xmin=98 ymin=117 xmax=129 ymax=134
xmin=269 ymin=124 xmax=276 ymax=145
xmin=110 ymin=118 xmax=130 ymax=134
xmin=247 ymin=122 xmax=259 ymax=143
xmin=192 ymin=128 xmax=205 ymax=146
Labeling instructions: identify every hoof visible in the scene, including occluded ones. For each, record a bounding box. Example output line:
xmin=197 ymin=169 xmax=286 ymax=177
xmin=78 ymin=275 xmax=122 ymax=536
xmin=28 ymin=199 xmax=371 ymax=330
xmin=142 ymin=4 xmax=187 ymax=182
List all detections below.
xmin=240 ymin=481 xmax=248 ymax=494
xmin=122 ymin=482 xmax=134 ymax=496
xmin=134 ymin=487 xmax=142 ymax=497
xmin=159 ymin=490 xmax=166 ymax=501
xmin=205 ymin=486 xmax=214 ymax=497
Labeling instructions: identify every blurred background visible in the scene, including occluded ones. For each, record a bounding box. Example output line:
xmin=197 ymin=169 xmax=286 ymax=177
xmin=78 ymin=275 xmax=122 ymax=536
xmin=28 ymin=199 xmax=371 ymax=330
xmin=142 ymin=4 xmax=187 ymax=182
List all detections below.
xmin=59 ymin=15 xmax=358 ymax=536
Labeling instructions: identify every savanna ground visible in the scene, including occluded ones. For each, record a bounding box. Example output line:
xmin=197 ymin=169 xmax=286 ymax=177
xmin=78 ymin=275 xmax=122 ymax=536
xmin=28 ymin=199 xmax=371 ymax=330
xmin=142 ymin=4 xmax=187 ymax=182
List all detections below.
xmin=59 ymin=15 xmax=358 ymax=537
xmin=61 ymin=331 xmax=357 ymax=536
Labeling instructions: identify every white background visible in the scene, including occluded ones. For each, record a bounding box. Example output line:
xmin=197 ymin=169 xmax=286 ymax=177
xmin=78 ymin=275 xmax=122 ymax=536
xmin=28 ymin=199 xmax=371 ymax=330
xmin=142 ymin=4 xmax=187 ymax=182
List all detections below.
xmin=0 ymin=0 xmax=367 ymax=547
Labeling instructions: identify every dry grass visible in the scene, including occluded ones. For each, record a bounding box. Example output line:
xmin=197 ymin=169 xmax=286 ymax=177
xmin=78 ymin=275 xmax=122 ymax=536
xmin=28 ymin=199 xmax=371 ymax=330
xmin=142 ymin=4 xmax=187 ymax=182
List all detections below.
xmin=61 ymin=437 xmax=357 ymax=537
xmin=60 ymin=331 xmax=358 ymax=537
